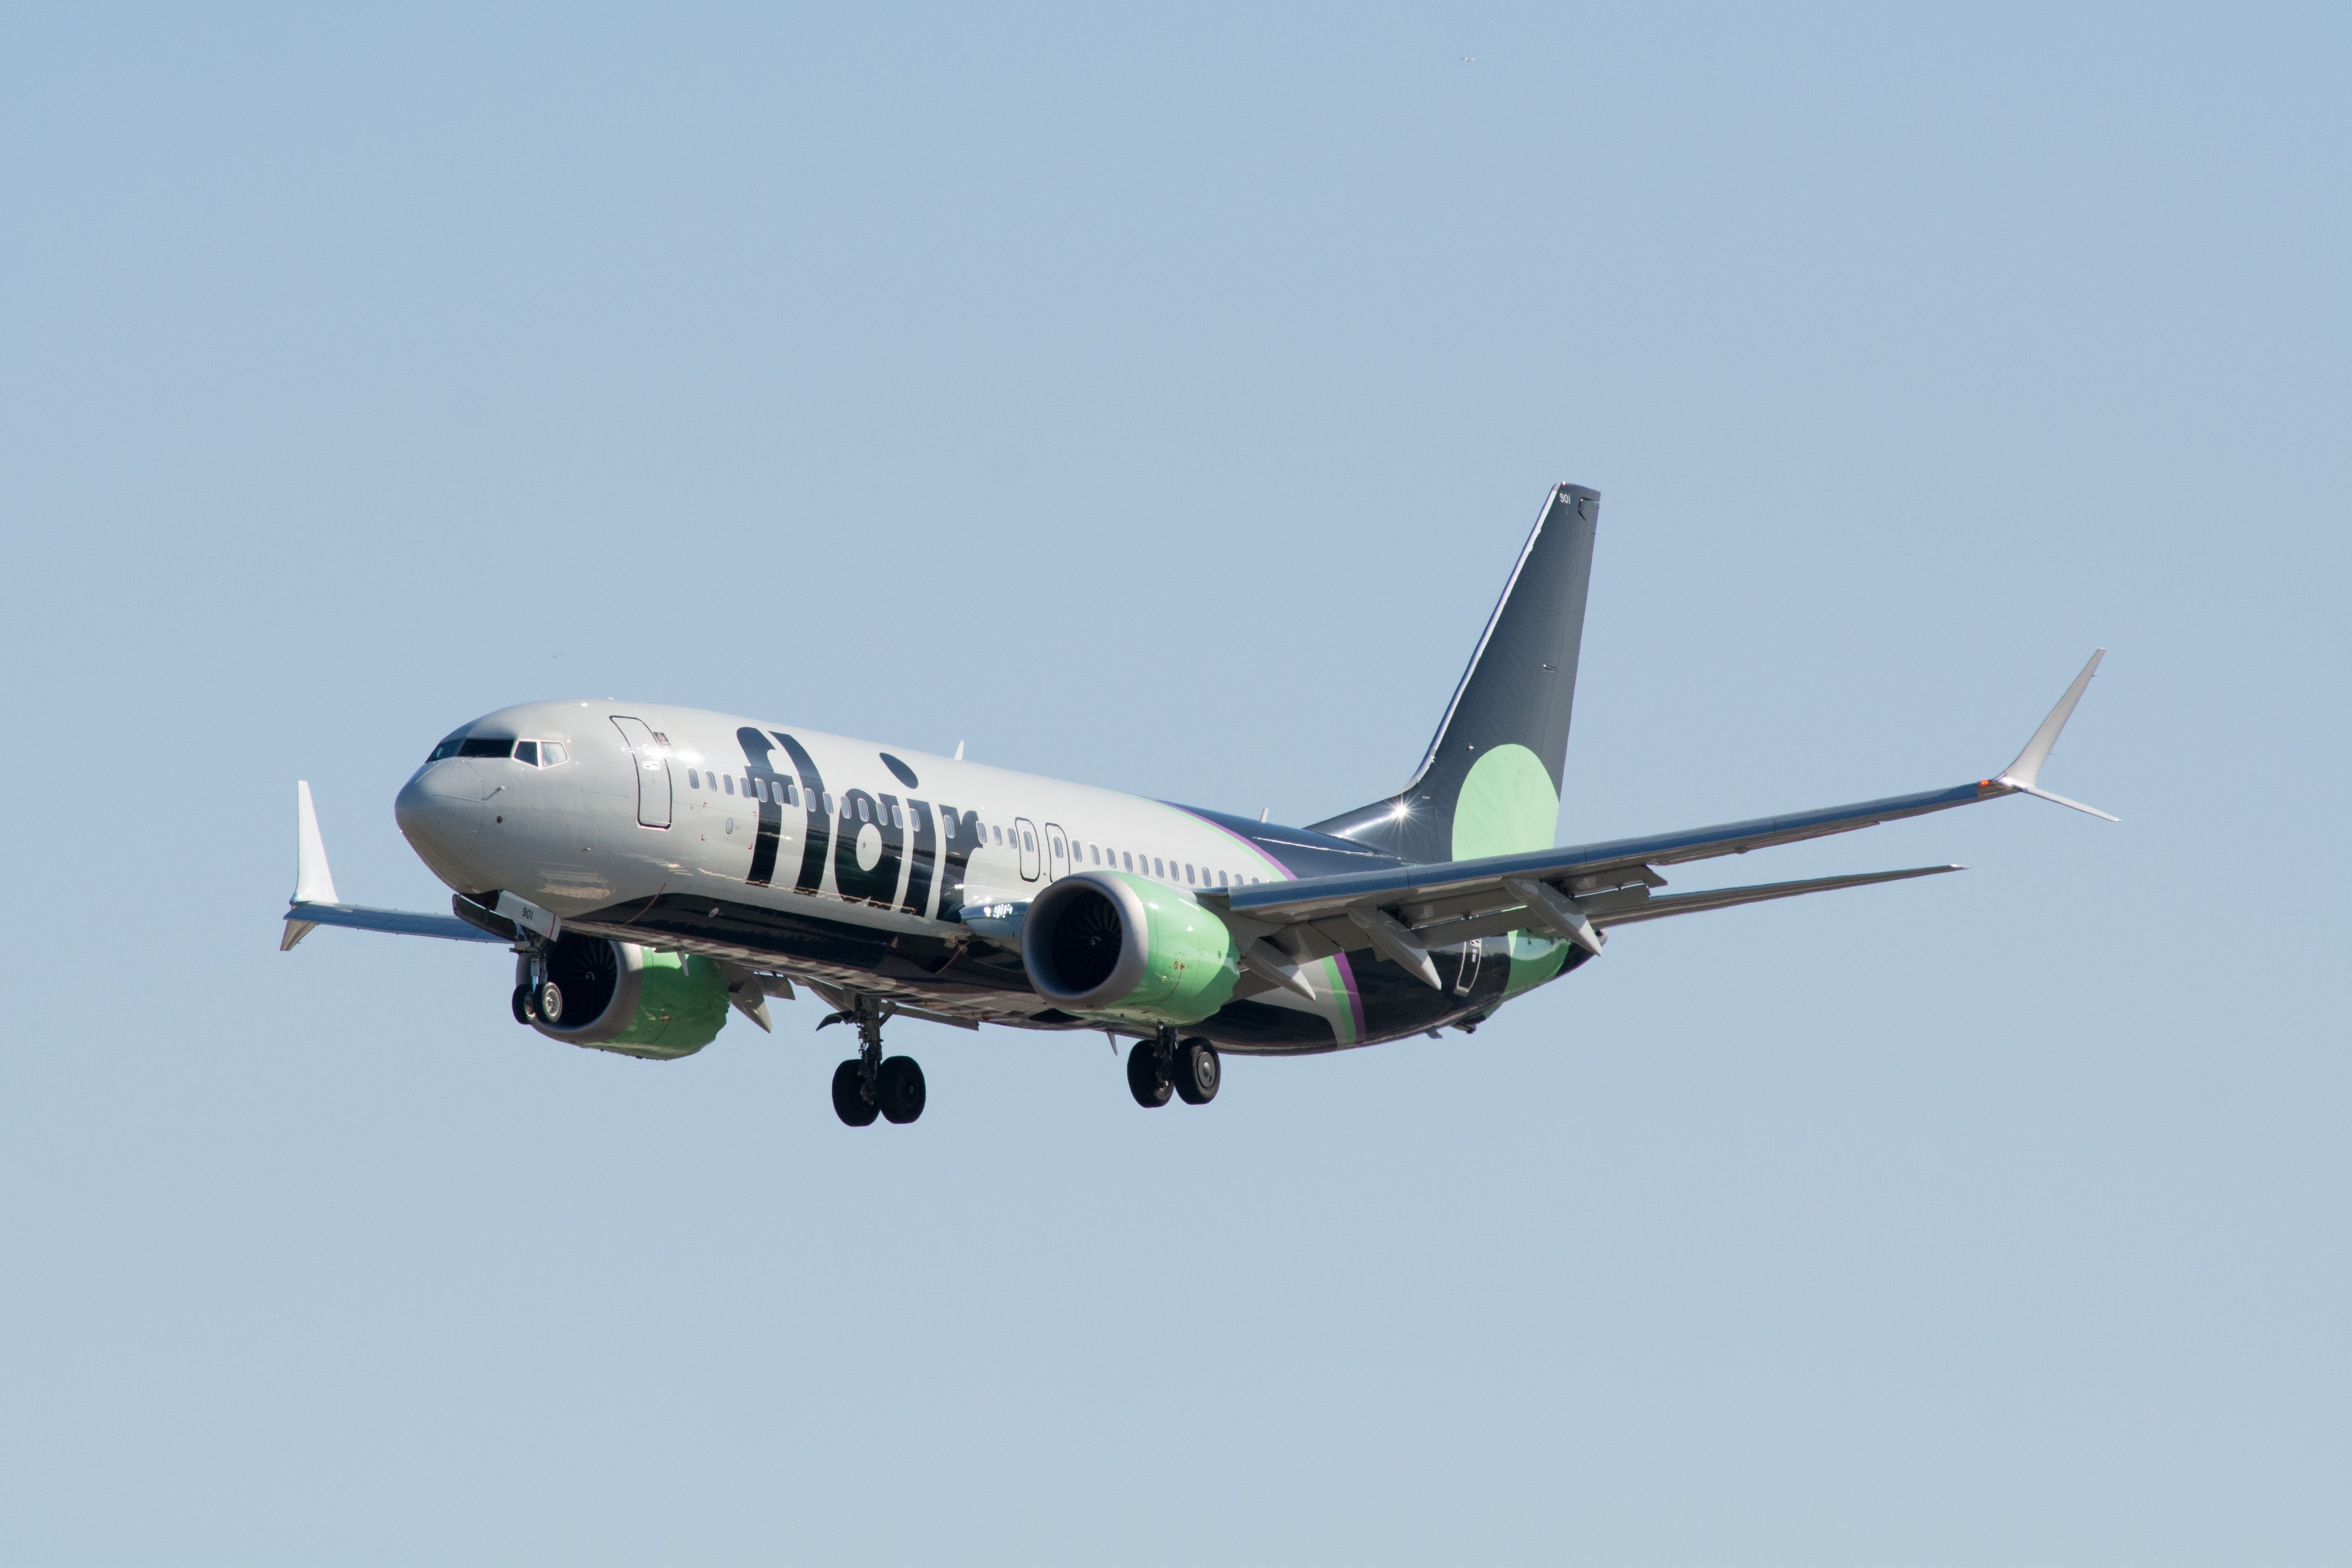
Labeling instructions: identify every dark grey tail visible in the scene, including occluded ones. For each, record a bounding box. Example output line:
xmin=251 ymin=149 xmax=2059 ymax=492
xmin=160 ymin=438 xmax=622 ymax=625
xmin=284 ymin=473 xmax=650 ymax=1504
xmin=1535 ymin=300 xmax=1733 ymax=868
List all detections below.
xmin=1311 ymin=483 xmax=1600 ymax=864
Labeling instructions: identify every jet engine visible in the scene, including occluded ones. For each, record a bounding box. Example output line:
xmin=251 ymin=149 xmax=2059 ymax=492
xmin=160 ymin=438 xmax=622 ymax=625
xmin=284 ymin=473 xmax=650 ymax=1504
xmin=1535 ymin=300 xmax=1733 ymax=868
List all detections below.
xmin=519 ymin=932 xmax=730 ymax=1059
xmin=1019 ymin=871 xmax=1239 ymax=1026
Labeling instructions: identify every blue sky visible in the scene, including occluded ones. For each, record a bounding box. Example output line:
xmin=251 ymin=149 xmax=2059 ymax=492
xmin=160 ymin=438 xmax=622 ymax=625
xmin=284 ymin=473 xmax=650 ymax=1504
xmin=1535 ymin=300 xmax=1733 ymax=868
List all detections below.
xmin=1 ymin=6 xmax=2345 ymax=1562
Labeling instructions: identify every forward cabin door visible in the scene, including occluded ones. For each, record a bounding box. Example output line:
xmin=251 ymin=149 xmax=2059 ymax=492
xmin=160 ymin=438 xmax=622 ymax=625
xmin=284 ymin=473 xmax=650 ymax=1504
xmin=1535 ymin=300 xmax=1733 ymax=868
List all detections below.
xmin=609 ymin=716 xmax=673 ymax=828
xmin=1044 ymin=823 xmax=1072 ymax=883
xmin=1013 ymin=816 xmax=1041 ymax=882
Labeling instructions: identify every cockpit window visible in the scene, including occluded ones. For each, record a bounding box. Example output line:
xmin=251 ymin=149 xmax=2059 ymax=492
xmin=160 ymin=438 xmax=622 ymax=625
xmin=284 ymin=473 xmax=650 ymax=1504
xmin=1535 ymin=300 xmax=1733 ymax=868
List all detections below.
xmin=513 ymin=741 xmax=539 ymax=766
xmin=457 ymin=737 xmax=514 ymax=760
xmin=428 ymin=735 xmax=465 ymax=761
xmin=541 ymin=743 xmax=567 ymax=766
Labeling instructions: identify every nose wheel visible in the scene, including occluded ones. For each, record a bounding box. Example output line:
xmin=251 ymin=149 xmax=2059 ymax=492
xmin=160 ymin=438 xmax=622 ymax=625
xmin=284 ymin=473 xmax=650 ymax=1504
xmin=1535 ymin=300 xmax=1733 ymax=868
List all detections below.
xmin=822 ymin=994 xmax=924 ymax=1127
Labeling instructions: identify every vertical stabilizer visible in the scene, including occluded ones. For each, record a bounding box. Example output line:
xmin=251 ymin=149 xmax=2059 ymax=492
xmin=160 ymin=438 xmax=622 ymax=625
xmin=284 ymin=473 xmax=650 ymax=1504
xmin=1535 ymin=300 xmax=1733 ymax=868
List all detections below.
xmin=1311 ymin=483 xmax=1600 ymax=863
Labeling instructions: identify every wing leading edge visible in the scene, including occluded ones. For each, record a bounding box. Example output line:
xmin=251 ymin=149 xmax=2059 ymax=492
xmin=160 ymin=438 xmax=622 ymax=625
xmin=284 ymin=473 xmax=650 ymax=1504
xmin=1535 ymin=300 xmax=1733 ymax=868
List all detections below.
xmin=1204 ymin=652 xmax=2112 ymax=988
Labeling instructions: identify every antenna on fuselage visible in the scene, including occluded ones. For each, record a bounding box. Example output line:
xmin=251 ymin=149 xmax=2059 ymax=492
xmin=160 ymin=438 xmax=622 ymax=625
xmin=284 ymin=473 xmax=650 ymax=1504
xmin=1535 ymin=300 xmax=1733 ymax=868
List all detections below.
xmin=954 ymin=740 xmax=965 ymax=761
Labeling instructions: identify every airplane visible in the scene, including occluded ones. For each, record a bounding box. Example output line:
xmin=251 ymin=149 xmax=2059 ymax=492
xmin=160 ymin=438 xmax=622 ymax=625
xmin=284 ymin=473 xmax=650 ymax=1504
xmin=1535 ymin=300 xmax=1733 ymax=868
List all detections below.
xmin=281 ymin=483 xmax=2113 ymax=1126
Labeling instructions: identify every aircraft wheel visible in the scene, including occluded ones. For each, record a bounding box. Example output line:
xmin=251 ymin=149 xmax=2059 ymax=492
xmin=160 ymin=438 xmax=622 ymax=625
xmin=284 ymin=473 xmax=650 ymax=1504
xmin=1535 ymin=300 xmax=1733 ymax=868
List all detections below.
xmin=832 ymin=1060 xmax=879 ymax=1126
xmin=1173 ymin=1039 xmax=1221 ymax=1105
xmin=878 ymin=1056 xmax=926 ymax=1124
xmin=537 ymin=980 xmax=566 ymax=1023
xmin=511 ymin=983 xmax=536 ymax=1025
xmin=1126 ymin=1041 xmax=1173 ymax=1108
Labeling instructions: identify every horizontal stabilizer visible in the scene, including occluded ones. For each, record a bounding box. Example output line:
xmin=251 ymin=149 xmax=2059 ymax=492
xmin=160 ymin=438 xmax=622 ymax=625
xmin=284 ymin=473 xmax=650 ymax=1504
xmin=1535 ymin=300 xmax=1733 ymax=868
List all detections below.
xmin=1593 ymin=864 xmax=1962 ymax=927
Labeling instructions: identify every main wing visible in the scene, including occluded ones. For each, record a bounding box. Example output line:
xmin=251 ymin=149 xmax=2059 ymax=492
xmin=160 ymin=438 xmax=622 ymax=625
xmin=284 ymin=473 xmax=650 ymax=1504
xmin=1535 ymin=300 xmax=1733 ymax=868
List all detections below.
xmin=1201 ymin=652 xmax=2112 ymax=994
xmin=279 ymin=780 xmax=514 ymax=950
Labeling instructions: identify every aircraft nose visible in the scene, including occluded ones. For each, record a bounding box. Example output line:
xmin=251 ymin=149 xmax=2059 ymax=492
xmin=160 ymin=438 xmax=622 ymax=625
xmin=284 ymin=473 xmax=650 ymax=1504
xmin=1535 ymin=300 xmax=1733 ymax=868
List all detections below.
xmin=395 ymin=759 xmax=487 ymax=878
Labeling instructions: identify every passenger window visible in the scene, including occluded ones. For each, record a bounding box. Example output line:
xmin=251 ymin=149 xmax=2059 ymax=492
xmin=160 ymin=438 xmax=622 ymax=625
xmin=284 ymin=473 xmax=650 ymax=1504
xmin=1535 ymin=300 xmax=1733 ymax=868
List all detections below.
xmin=784 ymin=779 xmax=799 ymax=806
xmin=513 ymin=741 xmax=539 ymax=766
xmin=822 ymin=793 xmax=835 ymax=816
xmin=894 ymin=804 xmax=908 ymax=829
xmin=1217 ymin=869 xmax=1227 ymax=887
xmin=753 ymin=779 xmax=768 ymax=803
xmin=687 ymin=769 xmax=700 ymax=789
xmin=856 ymin=798 xmax=870 ymax=823
xmin=992 ymin=826 xmax=1002 ymax=845
xmin=1153 ymin=858 xmax=1164 ymax=877
xmin=724 ymin=775 xmax=735 ymax=795
xmin=1089 ymin=845 xmax=1100 ymax=865
xmin=543 ymin=743 xmax=567 ymax=766
xmin=1186 ymin=864 xmax=1196 ymax=884
xmin=1122 ymin=852 xmax=1133 ymax=871
xmin=1023 ymin=831 xmax=1035 ymax=852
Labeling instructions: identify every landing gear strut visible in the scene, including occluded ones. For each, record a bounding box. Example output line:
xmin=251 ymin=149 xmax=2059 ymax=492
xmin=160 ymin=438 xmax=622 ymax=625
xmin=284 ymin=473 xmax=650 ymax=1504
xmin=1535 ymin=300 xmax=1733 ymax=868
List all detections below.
xmin=1128 ymin=1029 xmax=1219 ymax=1108
xmin=511 ymin=949 xmax=553 ymax=1026
xmin=822 ymin=994 xmax=924 ymax=1128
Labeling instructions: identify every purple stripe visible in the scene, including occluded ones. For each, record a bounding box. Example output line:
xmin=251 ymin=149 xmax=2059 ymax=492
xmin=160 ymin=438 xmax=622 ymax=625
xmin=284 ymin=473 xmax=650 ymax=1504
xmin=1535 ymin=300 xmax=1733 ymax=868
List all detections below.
xmin=1330 ymin=951 xmax=1366 ymax=1043
xmin=1177 ymin=807 xmax=1297 ymax=880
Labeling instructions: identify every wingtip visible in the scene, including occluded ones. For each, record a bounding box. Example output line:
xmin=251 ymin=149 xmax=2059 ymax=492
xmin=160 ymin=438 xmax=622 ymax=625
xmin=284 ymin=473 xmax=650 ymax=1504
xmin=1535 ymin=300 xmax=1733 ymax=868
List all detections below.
xmin=2002 ymin=649 xmax=2108 ymax=791
xmin=293 ymin=780 xmax=341 ymax=906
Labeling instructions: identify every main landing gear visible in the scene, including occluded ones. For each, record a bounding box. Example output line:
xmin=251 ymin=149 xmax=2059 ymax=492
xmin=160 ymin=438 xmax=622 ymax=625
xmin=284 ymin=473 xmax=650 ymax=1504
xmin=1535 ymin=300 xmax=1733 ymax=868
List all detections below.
xmin=820 ymin=994 xmax=925 ymax=1128
xmin=1127 ymin=1028 xmax=1220 ymax=1109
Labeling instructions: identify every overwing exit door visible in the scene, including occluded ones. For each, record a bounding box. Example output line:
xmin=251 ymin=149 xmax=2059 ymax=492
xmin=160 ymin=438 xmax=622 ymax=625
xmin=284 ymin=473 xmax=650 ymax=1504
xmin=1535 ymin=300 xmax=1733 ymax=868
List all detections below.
xmin=1013 ymin=816 xmax=1041 ymax=882
xmin=609 ymin=716 xmax=673 ymax=829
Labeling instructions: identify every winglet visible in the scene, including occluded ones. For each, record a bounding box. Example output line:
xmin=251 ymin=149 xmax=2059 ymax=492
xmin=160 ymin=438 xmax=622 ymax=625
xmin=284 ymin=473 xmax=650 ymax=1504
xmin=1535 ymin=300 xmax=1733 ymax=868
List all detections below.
xmin=282 ymin=782 xmax=341 ymax=950
xmin=1994 ymin=650 xmax=2118 ymax=821
xmin=295 ymin=781 xmax=340 ymax=904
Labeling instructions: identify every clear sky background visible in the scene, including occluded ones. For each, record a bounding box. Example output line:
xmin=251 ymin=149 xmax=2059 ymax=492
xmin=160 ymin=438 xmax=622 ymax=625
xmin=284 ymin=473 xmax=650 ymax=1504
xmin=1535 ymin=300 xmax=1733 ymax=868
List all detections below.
xmin=2 ymin=5 xmax=2345 ymax=1563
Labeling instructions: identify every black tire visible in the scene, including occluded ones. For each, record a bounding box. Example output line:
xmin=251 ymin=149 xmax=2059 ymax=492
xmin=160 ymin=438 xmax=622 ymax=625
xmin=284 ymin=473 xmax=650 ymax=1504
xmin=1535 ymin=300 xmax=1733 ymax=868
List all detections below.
xmin=1174 ymin=1039 xmax=1221 ymax=1105
xmin=832 ymin=1059 xmax=879 ymax=1126
xmin=1127 ymin=1041 xmax=1173 ymax=1108
xmin=878 ymin=1056 xmax=927 ymax=1124
xmin=511 ymin=983 xmax=536 ymax=1025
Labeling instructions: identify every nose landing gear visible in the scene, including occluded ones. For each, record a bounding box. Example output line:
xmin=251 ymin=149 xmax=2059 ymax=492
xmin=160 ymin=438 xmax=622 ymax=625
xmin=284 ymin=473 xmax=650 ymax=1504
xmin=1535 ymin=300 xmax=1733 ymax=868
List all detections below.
xmin=1128 ymin=1029 xmax=1220 ymax=1109
xmin=820 ymin=994 xmax=925 ymax=1128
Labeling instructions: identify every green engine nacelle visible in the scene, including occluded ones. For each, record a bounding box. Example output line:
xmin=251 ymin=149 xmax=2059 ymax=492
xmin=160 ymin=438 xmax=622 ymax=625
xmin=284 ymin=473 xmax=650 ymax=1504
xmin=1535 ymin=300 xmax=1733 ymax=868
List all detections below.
xmin=527 ymin=933 xmax=730 ymax=1059
xmin=1021 ymin=871 xmax=1239 ymax=1027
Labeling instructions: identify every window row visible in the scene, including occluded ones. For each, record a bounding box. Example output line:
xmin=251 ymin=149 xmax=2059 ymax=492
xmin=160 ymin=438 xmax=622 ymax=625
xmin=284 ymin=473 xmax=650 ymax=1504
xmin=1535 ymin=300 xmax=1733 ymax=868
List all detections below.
xmin=687 ymin=767 xmax=805 ymax=808
xmin=668 ymin=770 xmax=1263 ymax=890
xmin=1046 ymin=827 xmax=1262 ymax=889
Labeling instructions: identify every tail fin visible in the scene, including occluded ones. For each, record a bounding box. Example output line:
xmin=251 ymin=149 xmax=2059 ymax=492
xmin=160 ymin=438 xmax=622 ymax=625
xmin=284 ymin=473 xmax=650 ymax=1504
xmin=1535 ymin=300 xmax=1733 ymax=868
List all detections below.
xmin=1311 ymin=482 xmax=1600 ymax=863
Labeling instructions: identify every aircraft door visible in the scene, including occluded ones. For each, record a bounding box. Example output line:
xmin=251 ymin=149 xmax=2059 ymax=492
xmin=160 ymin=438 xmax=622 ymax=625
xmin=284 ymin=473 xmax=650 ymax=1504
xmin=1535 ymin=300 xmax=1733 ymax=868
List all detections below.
xmin=1013 ymin=816 xmax=1041 ymax=882
xmin=1044 ymin=822 xmax=1071 ymax=882
xmin=609 ymin=716 xmax=673 ymax=829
